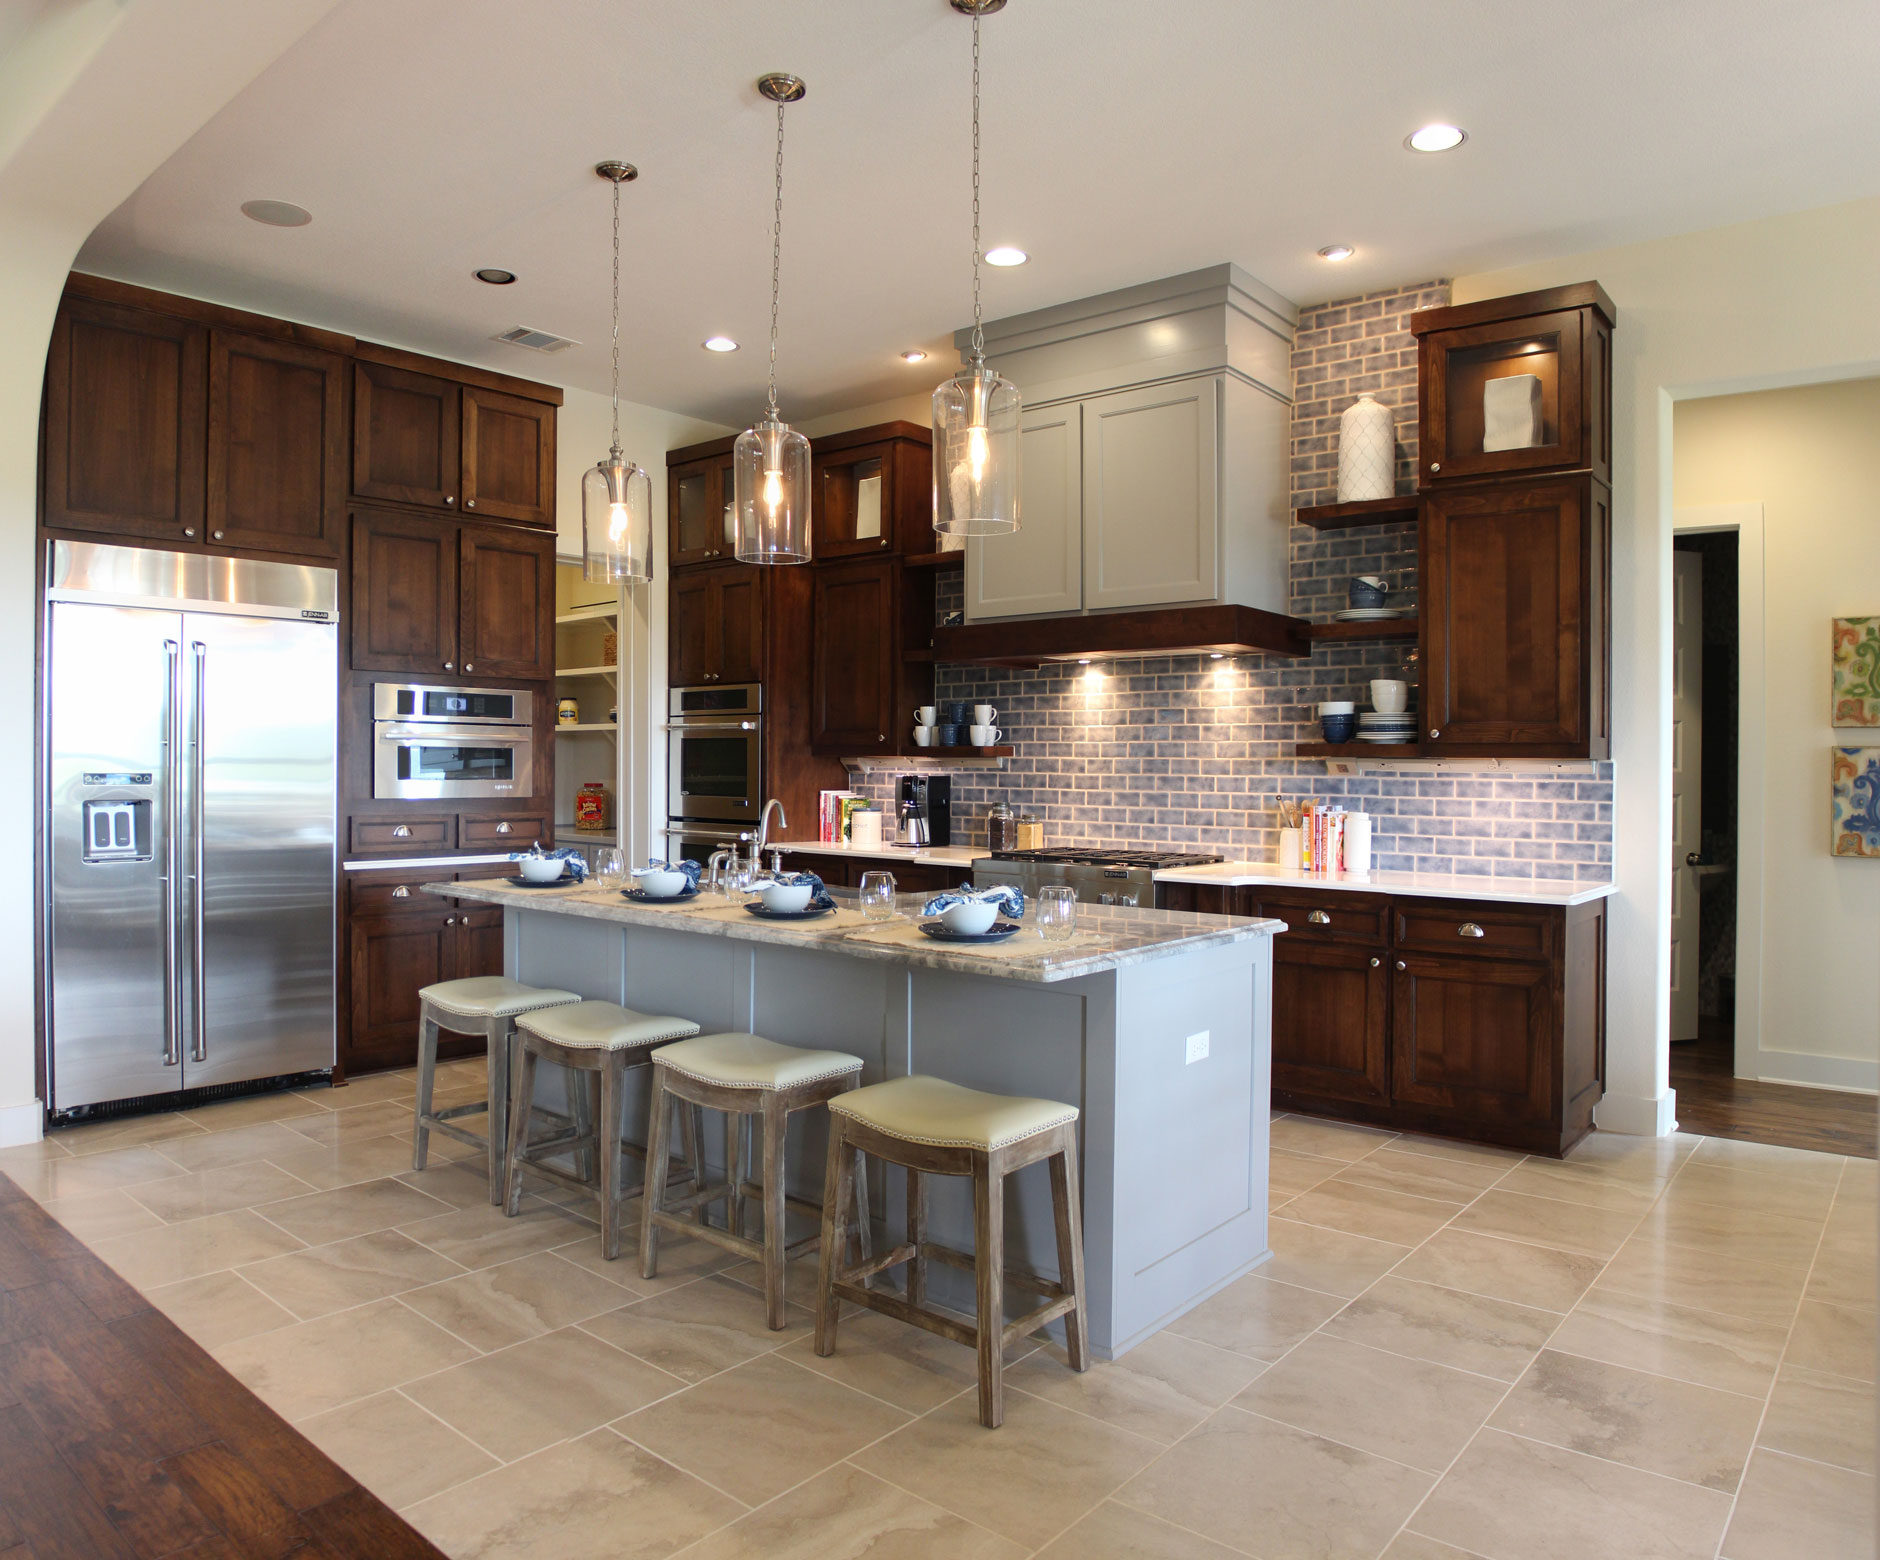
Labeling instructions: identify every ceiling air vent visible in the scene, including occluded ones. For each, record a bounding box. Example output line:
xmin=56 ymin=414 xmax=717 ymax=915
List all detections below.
xmin=493 ymin=325 xmax=578 ymax=354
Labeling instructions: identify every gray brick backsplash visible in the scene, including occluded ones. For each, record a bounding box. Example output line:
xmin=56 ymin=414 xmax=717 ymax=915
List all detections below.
xmin=869 ymin=281 xmax=1616 ymax=885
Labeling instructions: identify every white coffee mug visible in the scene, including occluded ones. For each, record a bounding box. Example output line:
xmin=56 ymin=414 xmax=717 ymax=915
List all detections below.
xmin=913 ymin=726 xmax=934 ymax=747
xmin=914 ymin=705 xmax=937 ymax=726
xmin=969 ymin=725 xmax=1002 ymax=745
xmin=1370 ymin=680 xmax=1408 ymax=715
xmin=972 ymin=705 xmax=998 ymax=725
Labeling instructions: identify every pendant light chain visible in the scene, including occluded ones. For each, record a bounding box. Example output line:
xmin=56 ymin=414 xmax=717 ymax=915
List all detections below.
xmin=609 ymin=175 xmax=623 ymax=458
xmin=969 ymin=12 xmax=984 ymax=368
xmin=767 ymin=97 xmax=785 ymax=420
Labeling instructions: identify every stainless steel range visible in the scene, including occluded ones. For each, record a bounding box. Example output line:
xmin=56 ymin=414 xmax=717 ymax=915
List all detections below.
xmin=971 ymin=846 xmax=1224 ymax=908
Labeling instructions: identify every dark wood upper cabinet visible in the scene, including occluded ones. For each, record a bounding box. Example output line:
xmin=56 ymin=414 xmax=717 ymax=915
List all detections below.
xmin=459 ymin=522 xmax=555 ymax=679
xmin=812 ymin=422 xmax=934 ymax=560
xmin=206 ymin=331 xmax=345 ymax=558
xmin=667 ymin=562 xmax=763 ymax=686
xmin=461 ymin=386 xmax=554 ymax=527
xmin=667 ymin=442 xmax=737 ymax=567
xmin=810 ymin=558 xmax=897 ymax=753
xmin=668 ymin=569 xmax=715 ymax=685
xmin=43 ymin=297 xmax=206 ymax=542
xmin=1421 ymin=472 xmax=1608 ymax=758
xmin=716 ymin=570 xmax=764 ymax=686
xmin=352 ymin=361 xmax=461 ymax=510
xmin=350 ymin=510 xmax=457 ymax=675
xmin=1413 ymin=283 xmax=1614 ymax=487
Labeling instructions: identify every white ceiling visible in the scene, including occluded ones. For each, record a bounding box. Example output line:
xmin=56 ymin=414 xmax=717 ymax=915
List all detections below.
xmin=75 ymin=0 xmax=1880 ymax=426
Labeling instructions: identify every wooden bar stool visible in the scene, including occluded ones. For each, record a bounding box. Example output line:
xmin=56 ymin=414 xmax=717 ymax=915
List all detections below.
xmin=503 ymin=1001 xmax=703 ymax=1260
xmin=815 ymin=1074 xmax=1088 ymax=1428
xmin=641 ymin=1034 xmax=867 ymax=1330
xmin=413 ymin=977 xmax=582 ymax=1204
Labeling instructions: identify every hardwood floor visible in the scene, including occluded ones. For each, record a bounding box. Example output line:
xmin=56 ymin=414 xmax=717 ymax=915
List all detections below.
xmin=1672 ymin=1018 xmax=1878 ymax=1159
xmin=0 ymin=1170 xmax=447 ymax=1560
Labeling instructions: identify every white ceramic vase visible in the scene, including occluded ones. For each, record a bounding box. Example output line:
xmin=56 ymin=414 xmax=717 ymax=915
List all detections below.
xmin=1336 ymin=393 xmax=1396 ymax=503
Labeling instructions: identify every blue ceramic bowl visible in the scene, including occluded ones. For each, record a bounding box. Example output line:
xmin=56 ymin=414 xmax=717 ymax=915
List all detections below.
xmin=1320 ymin=714 xmax=1357 ymax=744
xmin=1348 ymin=578 xmax=1388 ymax=609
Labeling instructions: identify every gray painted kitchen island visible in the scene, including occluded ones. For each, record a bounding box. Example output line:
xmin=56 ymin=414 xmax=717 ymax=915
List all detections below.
xmin=432 ymin=880 xmax=1284 ymax=1358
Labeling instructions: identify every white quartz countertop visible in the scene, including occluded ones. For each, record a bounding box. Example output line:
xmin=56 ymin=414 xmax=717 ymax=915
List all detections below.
xmin=768 ymin=840 xmax=981 ymax=868
xmin=433 ymin=880 xmax=1282 ymax=983
xmin=1152 ymin=861 xmax=1617 ymax=907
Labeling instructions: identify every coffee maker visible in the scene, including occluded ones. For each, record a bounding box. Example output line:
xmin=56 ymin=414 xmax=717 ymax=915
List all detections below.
xmin=898 ymin=774 xmax=952 ymax=848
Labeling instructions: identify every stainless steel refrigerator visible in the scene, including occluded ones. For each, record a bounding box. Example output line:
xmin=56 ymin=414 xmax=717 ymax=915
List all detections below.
xmin=44 ymin=541 xmax=339 ymax=1115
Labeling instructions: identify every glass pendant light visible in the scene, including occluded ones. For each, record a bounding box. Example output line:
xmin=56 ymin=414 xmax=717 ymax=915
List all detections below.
xmin=734 ymin=74 xmax=812 ymax=565
xmin=581 ymin=160 xmax=653 ymax=583
xmin=933 ymin=0 xmax=1019 ymax=537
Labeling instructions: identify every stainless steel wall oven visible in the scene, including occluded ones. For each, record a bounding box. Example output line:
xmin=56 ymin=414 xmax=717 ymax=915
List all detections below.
xmin=667 ymin=683 xmax=761 ymax=825
xmin=372 ymin=683 xmax=534 ymax=800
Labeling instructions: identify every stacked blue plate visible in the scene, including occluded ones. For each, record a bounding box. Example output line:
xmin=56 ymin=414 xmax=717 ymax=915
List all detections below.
xmin=1357 ymin=711 xmax=1416 ymax=743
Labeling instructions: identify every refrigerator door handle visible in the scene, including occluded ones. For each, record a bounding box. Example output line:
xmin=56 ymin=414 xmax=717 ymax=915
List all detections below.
xmin=190 ymin=640 xmax=208 ymax=1064
xmin=161 ymin=639 xmax=182 ymax=1068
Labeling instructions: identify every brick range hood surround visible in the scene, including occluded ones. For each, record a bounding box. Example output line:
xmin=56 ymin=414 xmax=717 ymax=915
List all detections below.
xmin=850 ymin=280 xmax=1616 ymax=884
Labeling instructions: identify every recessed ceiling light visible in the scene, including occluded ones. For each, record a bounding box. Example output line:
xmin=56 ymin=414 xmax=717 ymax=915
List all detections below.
xmin=984 ymin=246 xmax=1028 ymax=267
xmin=240 ymin=199 xmax=311 ymax=227
xmin=1405 ymin=123 xmax=1467 ymax=153
xmin=900 ymin=349 xmax=928 ymax=363
xmin=702 ymin=336 xmax=739 ymax=353
xmin=1316 ymin=244 xmax=1354 ymax=262
xmin=474 ymin=268 xmax=517 ymax=285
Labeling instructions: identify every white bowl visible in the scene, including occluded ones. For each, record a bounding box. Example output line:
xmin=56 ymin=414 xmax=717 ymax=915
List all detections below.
xmin=517 ymin=856 xmax=566 ymax=883
xmin=635 ymin=868 xmax=689 ymax=898
xmin=1318 ymin=700 xmax=1356 ymax=716
xmin=757 ymin=881 xmax=814 ymax=913
xmin=938 ymin=900 xmax=998 ymax=935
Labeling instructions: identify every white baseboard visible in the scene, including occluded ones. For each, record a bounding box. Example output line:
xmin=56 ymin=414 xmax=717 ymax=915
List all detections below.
xmin=1754 ymin=1051 xmax=1880 ymax=1096
xmin=0 ymin=1099 xmax=44 ymax=1148
xmin=1593 ymin=1089 xmax=1680 ymax=1137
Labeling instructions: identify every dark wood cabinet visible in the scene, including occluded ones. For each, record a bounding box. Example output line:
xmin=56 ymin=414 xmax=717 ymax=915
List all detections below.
xmin=207 ymin=330 xmax=345 ymax=558
xmin=352 ymin=361 xmax=461 ymax=510
xmin=461 ymin=386 xmax=555 ymax=527
xmin=668 ymin=561 xmax=764 ymax=687
xmin=459 ymin=523 xmax=555 ymax=678
xmin=343 ymin=874 xmax=503 ymax=1074
xmin=811 ymin=423 xmax=934 ymax=560
xmin=1268 ymin=928 xmax=1391 ymax=1108
xmin=811 ymin=559 xmax=898 ymax=753
xmin=669 ymin=570 xmax=714 ymax=686
xmin=716 ymin=570 xmax=764 ymax=686
xmin=1421 ymin=473 xmax=1609 ymax=758
xmin=1391 ymin=951 xmax=1554 ymax=1133
xmin=667 ymin=443 xmax=737 ymax=567
xmin=351 ymin=511 xmax=457 ymax=675
xmin=42 ymin=297 xmax=206 ymax=543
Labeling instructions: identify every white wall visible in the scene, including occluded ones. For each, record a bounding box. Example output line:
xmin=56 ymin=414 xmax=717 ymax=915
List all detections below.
xmin=1674 ymin=380 xmax=1880 ymax=1090
xmin=1454 ymin=195 xmax=1880 ymax=1134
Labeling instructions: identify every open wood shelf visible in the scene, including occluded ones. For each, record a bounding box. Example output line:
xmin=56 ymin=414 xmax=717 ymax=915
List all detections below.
xmin=903 ymin=550 xmax=966 ymax=570
xmin=553 ymin=664 xmax=617 ymax=677
xmin=554 ymin=722 xmax=618 ymax=734
xmin=556 ymin=605 xmax=619 ymax=624
xmin=896 ymin=745 xmax=1014 ymax=760
xmin=1306 ymin=618 xmax=1419 ymax=643
xmin=1294 ymin=495 xmax=1421 ymax=531
xmin=1296 ymin=741 xmax=1422 ymax=759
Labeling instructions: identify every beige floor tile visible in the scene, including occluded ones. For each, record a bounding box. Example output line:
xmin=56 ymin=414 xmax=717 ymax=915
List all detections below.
xmin=1268 ymin=1115 xmax=1397 ymax=1162
xmin=1642 ymin=1197 xmax=1827 ymax=1268
xmin=1447 ymin=1189 xmax=1639 ymax=1260
xmin=1688 ymin=1135 xmax=1844 ymax=1184
xmin=160 ymin=1120 xmax=333 ymax=1175
xmin=299 ymin=1389 xmax=499 ymax=1509
xmin=1835 ymin=1158 xmax=1878 ymax=1204
xmin=1235 ymin=1332 xmax=1504 ymax=1473
xmin=1383 ymin=1536 xmax=1490 ymax=1560
xmin=1759 ymin=1365 xmax=1876 ymax=1474
xmin=145 ymin=1269 xmax=298 ymax=1348
xmin=255 ymin=1176 xmax=456 ymax=1245
xmin=1117 ymin=1406 xmax=1433 ymax=1559
xmin=1268 ymin=1148 xmax=1348 ymax=1198
xmin=1548 ymin=1286 xmax=1788 ymax=1397
xmin=396 ymin=1158 xmax=501 ymax=1210
xmin=0 ymin=1136 xmax=73 ymax=1167
xmin=399 ymin=1250 xmax=638 ymax=1352
xmin=91 ymin=1207 xmax=306 ymax=1288
xmin=9 ymin=1144 xmax=187 ymax=1202
xmin=321 ymin=1072 xmax=420 ymax=1107
xmin=399 ymin=1199 xmax=593 ymax=1269
xmin=553 ymin=1224 xmax=738 ymax=1293
xmin=266 ymin=1132 xmax=453 ymax=1193
xmin=40 ymin=1187 xmax=166 ymax=1241
xmin=1809 ymin=1239 xmax=1880 ymax=1311
xmin=126 ymin=1161 xmax=318 ymax=1223
xmin=1034 ymin=1500 xmax=1251 ymax=1560
xmin=51 ymin=1112 xmax=208 ymax=1156
xmin=180 ymin=1091 xmax=329 ymax=1132
xmin=1391 ymin=1229 xmax=1602 ymax=1314
xmin=1007 ymin=1329 xmax=1267 ymax=1444
xmin=214 ymin=1295 xmax=477 ymax=1421
xmin=1492 ymin=1159 xmax=1665 ymax=1215
xmin=1665 ymin=1162 xmax=1839 ymax=1221
xmin=1276 ymin=1178 xmax=1460 ymax=1246
xmin=1786 ymin=1299 xmax=1877 ymax=1382
xmin=1822 ymin=1196 xmax=1879 ymax=1254
xmin=405 ymin=1427 xmax=743 ymax=1560
xmin=282 ymin=1099 xmax=424 ymax=1149
xmin=718 ymin=1249 xmax=859 ymax=1312
xmin=1562 ymin=1129 xmax=1699 ymax=1179
xmin=406 ymin=1325 xmax=684 ymax=1461
xmin=1414 ymin=1428 xmax=1731 ymax=1560
xmin=781 ymin=1307 xmax=994 ymax=1414
xmin=685 ymin=1463 xmax=1026 ymax=1560
xmin=625 ymin=1352 xmax=910 ymax=1509
xmin=237 ymin=1228 xmax=466 ymax=1320
xmin=1595 ymin=1236 xmax=1808 ymax=1326
xmin=1261 ymin=1217 xmax=1412 ymax=1300
xmin=581 ymin=1273 xmax=810 ymax=1384
xmin=1387 ymin=1133 xmax=1526 ymax=1169
xmin=1323 ymin=1276 xmax=1559 ymax=1382
xmin=1333 ymin=1147 xmax=1511 ymax=1205
xmin=1164 ymin=1273 xmax=1349 ymax=1363
xmin=1490 ymin=1347 xmax=1762 ymax=1491
xmin=1721 ymin=1449 xmax=1876 ymax=1560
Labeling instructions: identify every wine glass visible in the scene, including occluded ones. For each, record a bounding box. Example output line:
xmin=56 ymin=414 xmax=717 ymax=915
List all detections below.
xmin=859 ymin=870 xmax=897 ymax=921
xmin=594 ymin=847 xmax=625 ymax=889
xmin=1036 ymin=885 xmax=1078 ymax=941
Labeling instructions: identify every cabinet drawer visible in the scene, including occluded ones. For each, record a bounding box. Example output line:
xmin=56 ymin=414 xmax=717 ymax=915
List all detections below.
xmin=348 ymin=873 xmax=445 ymax=916
xmin=350 ymin=816 xmax=454 ymax=854
xmin=1256 ymin=890 xmax=1388 ymax=947
xmin=1393 ymin=901 xmax=1556 ymax=962
xmin=459 ymin=814 xmax=547 ymax=849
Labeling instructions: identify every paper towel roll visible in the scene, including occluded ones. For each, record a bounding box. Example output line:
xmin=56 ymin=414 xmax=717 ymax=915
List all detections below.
xmin=1344 ymin=812 xmax=1373 ymax=877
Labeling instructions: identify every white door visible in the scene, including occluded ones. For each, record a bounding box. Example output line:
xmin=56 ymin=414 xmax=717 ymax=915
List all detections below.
xmin=965 ymin=402 xmax=1083 ymax=621
xmin=1082 ymin=376 xmax=1219 ymax=610
xmin=1670 ymin=550 xmax=1703 ymax=1042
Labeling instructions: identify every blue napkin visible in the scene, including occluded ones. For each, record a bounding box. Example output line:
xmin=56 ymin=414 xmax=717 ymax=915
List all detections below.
xmin=769 ymin=870 xmax=835 ymax=909
xmin=639 ymin=858 xmax=703 ymax=890
xmin=508 ymin=846 xmax=589 ymax=883
xmin=922 ymin=882 xmax=1025 ymax=920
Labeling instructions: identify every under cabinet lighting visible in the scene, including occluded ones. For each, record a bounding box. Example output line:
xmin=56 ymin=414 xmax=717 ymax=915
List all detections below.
xmin=1405 ymin=123 xmax=1467 ymax=153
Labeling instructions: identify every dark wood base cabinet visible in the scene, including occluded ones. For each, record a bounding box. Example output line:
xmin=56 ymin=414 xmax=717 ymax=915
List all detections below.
xmin=1160 ymin=882 xmax=1606 ymax=1155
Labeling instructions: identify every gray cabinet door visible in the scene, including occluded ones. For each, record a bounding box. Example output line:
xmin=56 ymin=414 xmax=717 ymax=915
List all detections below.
xmin=964 ymin=402 xmax=1083 ymax=622
xmin=1082 ymin=376 xmax=1219 ymax=610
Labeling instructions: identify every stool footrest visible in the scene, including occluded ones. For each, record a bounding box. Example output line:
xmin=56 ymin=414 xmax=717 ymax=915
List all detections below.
xmin=911 ymin=1240 xmax=1069 ymax=1303
xmin=843 ymin=1242 xmax=918 ymax=1286
xmin=832 ymin=1281 xmax=977 ymax=1350
xmin=1003 ymin=1295 xmax=1076 ymax=1348
xmin=419 ymin=1117 xmax=490 ymax=1155
xmin=425 ymin=1100 xmax=489 ymax=1125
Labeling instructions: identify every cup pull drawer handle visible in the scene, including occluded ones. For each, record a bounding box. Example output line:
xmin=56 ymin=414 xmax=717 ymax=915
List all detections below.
xmin=1306 ymin=910 xmax=1332 ymax=925
xmin=496 ymin=822 xmax=512 ymax=834
xmin=1458 ymin=922 xmax=1486 ymax=938
xmin=391 ymin=885 xmax=410 ymax=898
xmin=392 ymin=824 xmax=411 ymax=838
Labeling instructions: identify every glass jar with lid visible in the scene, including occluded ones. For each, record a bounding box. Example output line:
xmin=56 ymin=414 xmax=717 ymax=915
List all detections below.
xmin=986 ymin=802 xmax=1017 ymax=852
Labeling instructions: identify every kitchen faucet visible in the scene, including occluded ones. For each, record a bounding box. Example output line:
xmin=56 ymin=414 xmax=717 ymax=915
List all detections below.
xmin=755 ymin=798 xmax=787 ymax=857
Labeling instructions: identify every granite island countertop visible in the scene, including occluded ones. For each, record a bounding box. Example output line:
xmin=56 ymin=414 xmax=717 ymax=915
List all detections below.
xmin=1152 ymin=861 xmax=1617 ymax=907
xmin=430 ymin=879 xmax=1284 ymax=984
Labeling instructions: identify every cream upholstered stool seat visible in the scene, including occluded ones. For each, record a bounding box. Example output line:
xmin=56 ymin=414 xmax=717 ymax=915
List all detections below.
xmin=413 ymin=977 xmax=581 ymax=1205
xmin=503 ymin=1001 xmax=703 ymax=1261
xmin=815 ymin=1074 xmax=1088 ymax=1429
xmin=641 ymin=1033 xmax=867 ymax=1330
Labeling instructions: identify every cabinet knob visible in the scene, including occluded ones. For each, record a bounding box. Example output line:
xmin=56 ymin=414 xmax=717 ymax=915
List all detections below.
xmin=879 ymin=538 xmax=888 ymax=547
xmin=1458 ymin=921 xmax=1486 ymax=939
xmin=445 ymin=495 xmax=456 ymax=506
xmin=182 ymin=527 xmax=196 ymax=538
xmin=878 ymin=734 xmax=885 ymax=742
xmin=1429 ymin=461 xmax=1440 ymax=472
xmin=1306 ymin=910 xmax=1331 ymax=925
xmin=496 ymin=822 xmax=511 ymax=835
xmin=444 ymin=661 xmax=455 ymax=671
xmin=465 ymin=499 xmax=476 ymax=510
xmin=444 ymin=915 xmax=457 ymax=927
xmin=465 ymin=663 xmax=474 ymax=672
xmin=391 ymin=885 xmax=410 ymax=898
xmin=212 ymin=530 xmax=224 ymax=541
xmin=392 ymin=824 xmax=411 ymax=838
xmin=1429 ymin=727 xmax=1440 ymax=740
xmin=1370 ymin=956 xmax=1381 ymax=968
xmin=1396 ymin=959 xmax=1407 ymax=970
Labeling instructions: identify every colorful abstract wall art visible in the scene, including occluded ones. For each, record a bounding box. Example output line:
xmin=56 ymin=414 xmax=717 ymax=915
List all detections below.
xmin=1831 ymin=747 xmax=1880 ymax=857
xmin=1831 ymin=617 xmax=1880 ymax=726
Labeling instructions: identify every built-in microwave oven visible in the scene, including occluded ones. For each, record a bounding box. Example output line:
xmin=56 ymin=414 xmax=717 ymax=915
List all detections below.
xmin=667 ymin=683 xmax=761 ymax=824
xmin=372 ymin=682 xmax=534 ymax=800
